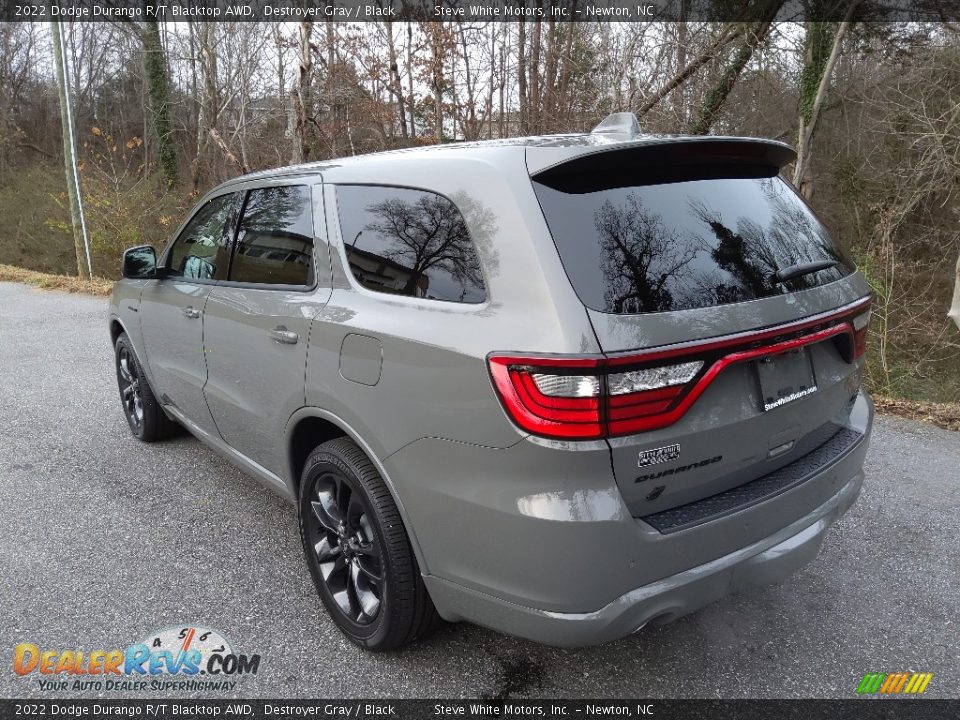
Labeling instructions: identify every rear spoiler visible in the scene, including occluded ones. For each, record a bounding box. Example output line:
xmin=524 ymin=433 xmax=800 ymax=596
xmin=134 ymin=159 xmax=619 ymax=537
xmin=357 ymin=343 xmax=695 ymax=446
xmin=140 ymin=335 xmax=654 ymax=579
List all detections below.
xmin=528 ymin=137 xmax=797 ymax=193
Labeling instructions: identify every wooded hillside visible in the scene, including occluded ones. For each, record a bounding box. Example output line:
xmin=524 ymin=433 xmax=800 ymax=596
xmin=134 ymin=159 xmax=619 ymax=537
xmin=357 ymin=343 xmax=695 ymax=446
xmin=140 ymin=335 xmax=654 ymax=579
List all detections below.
xmin=0 ymin=16 xmax=957 ymax=401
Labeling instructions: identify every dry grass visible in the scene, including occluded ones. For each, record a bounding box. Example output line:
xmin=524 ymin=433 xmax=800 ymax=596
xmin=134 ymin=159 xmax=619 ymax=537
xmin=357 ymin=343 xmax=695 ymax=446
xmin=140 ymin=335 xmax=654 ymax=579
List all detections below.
xmin=0 ymin=263 xmax=113 ymax=297
xmin=874 ymin=395 xmax=960 ymax=433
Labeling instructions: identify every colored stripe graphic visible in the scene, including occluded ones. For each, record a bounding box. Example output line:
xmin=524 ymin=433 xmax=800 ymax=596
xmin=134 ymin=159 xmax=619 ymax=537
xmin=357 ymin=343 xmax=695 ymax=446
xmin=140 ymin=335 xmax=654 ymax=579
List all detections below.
xmin=912 ymin=673 xmax=933 ymax=694
xmin=856 ymin=673 xmax=885 ymax=694
xmin=857 ymin=672 xmax=932 ymax=695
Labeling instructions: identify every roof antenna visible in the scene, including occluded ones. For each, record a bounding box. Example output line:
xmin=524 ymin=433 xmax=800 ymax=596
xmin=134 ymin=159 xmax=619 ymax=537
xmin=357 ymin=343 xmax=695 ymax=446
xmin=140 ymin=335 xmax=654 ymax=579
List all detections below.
xmin=591 ymin=112 xmax=642 ymax=139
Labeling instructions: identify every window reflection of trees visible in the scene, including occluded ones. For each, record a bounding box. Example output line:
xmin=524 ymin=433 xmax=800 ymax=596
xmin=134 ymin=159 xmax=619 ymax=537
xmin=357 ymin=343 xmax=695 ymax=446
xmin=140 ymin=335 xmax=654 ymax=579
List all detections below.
xmin=595 ymin=194 xmax=697 ymax=313
xmin=594 ymin=179 xmax=845 ymax=313
xmin=233 ymin=186 xmax=313 ymax=285
xmin=346 ymin=190 xmax=485 ymax=303
xmin=169 ymin=195 xmax=233 ymax=279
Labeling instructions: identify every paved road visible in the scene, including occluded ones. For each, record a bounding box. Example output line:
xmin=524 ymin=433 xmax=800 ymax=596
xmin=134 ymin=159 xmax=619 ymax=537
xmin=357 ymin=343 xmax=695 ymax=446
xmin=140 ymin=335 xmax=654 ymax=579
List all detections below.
xmin=0 ymin=281 xmax=957 ymax=700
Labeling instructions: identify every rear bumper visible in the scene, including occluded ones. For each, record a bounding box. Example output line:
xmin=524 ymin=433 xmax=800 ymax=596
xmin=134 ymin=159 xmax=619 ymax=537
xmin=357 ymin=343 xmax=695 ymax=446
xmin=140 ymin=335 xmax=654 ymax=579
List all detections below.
xmin=424 ymin=465 xmax=862 ymax=647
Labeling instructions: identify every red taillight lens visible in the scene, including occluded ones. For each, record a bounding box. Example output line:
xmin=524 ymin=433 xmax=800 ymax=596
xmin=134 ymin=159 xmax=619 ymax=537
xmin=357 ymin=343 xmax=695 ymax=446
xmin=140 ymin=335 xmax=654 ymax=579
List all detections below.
xmin=851 ymin=308 xmax=871 ymax=359
xmin=488 ymin=356 xmax=704 ymax=440
xmin=489 ymin=297 xmax=872 ymax=441
xmin=488 ymin=356 xmax=604 ymax=439
xmin=605 ymin=361 xmax=703 ymax=435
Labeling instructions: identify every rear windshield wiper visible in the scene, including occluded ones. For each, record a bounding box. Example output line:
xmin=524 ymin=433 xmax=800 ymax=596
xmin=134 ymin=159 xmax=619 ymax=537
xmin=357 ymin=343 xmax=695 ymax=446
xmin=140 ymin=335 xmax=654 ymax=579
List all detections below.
xmin=772 ymin=259 xmax=839 ymax=285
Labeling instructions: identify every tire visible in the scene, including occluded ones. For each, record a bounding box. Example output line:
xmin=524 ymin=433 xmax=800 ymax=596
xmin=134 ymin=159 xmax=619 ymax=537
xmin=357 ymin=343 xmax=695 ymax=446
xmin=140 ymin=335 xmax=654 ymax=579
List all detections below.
xmin=114 ymin=333 xmax=179 ymax=442
xmin=298 ymin=437 xmax=439 ymax=651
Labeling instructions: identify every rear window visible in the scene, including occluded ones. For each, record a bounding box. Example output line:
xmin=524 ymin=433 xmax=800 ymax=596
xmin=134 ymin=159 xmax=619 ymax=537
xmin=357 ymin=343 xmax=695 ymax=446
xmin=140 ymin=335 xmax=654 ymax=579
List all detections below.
xmin=533 ymin=173 xmax=851 ymax=315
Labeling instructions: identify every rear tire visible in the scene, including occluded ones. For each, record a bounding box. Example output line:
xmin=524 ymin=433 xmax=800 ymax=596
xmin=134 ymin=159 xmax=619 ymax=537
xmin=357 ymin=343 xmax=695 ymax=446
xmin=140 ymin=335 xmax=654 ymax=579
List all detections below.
xmin=298 ymin=437 xmax=439 ymax=650
xmin=114 ymin=333 xmax=179 ymax=442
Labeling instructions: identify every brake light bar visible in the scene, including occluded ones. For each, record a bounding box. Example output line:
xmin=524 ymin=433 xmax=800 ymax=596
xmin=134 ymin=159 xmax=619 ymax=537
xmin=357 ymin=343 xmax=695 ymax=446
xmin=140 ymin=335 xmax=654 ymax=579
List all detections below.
xmin=489 ymin=296 xmax=871 ymax=440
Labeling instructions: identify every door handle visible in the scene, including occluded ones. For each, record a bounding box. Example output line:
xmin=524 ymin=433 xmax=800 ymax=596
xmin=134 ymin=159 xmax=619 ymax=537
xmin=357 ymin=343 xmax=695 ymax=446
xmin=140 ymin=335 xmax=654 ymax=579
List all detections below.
xmin=182 ymin=306 xmax=201 ymax=319
xmin=269 ymin=326 xmax=299 ymax=345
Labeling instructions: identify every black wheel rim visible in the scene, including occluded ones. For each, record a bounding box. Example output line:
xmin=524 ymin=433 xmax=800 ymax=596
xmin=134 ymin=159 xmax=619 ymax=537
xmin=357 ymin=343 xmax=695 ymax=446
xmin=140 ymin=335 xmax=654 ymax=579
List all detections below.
xmin=307 ymin=471 xmax=384 ymax=625
xmin=117 ymin=347 xmax=143 ymax=430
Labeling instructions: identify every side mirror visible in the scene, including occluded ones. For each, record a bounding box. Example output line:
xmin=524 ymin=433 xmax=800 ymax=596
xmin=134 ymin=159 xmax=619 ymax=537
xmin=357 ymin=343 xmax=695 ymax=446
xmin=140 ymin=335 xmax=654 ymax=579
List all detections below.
xmin=121 ymin=245 xmax=157 ymax=279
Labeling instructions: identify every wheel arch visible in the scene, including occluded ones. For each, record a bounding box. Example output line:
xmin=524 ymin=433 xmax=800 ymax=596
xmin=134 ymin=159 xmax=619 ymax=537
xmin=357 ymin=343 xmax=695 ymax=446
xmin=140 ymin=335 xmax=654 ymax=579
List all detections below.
xmin=284 ymin=407 xmax=430 ymax=574
xmin=109 ymin=316 xmax=127 ymax=345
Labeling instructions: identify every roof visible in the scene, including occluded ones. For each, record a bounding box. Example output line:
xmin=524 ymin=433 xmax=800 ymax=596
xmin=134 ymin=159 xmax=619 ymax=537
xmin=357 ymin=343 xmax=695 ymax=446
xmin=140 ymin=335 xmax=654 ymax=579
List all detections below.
xmin=216 ymin=131 xmax=796 ymax=190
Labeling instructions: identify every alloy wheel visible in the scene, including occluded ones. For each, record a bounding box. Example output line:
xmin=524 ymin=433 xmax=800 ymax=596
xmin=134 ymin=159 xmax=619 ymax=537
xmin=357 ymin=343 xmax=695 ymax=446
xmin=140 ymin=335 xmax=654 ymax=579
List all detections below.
xmin=307 ymin=471 xmax=384 ymax=625
xmin=117 ymin=347 xmax=143 ymax=430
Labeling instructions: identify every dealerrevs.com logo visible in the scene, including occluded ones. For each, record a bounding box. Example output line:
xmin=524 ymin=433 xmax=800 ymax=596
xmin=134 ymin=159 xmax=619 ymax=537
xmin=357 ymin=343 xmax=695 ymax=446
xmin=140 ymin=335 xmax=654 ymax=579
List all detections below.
xmin=14 ymin=626 xmax=260 ymax=693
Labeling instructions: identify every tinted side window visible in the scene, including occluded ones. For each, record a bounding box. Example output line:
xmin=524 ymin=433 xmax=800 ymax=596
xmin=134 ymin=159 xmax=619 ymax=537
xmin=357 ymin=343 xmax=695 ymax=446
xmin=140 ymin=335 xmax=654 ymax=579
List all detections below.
xmin=167 ymin=194 xmax=235 ymax=280
xmin=336 ymin=185 xmax=486 ymax=303
xmin=230 ymin=186 xmax=314 ymax=286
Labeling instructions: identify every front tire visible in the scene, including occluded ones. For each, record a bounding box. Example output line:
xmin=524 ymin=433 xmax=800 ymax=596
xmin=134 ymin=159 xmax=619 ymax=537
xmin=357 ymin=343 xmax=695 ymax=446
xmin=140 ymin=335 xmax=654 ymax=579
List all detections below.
xmin=298 ymin=437 xmax=438 ymax=650
xmin=114 ymin=333 xmax=179 ymax=442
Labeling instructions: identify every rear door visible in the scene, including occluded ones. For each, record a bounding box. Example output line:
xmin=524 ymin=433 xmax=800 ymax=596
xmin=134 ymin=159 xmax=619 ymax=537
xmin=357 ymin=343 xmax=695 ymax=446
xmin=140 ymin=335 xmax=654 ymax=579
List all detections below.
xmin=202 ymin=181 xmax=332 ymax=476
xmin=139 ymin=192 xmax=237 ymax=435
xmin=529 ymin=140 xmax=872 ymax=519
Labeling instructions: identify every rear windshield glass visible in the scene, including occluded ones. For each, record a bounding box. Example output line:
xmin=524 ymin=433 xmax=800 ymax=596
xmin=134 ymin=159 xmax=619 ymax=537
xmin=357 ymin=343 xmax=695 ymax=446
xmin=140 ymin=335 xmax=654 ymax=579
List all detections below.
xmin=533 ymin=173 xmax=851 ymax=315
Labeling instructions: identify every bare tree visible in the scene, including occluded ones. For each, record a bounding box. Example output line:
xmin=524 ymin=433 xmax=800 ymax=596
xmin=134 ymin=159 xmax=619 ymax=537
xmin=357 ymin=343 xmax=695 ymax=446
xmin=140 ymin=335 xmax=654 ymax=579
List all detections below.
xmin=290 ymin=20 xmax=312 ymax=164
xmin=792 ymin=0 xmax=861 ymax=198
xmin=690 ymin=0 xmax=785 ymax=135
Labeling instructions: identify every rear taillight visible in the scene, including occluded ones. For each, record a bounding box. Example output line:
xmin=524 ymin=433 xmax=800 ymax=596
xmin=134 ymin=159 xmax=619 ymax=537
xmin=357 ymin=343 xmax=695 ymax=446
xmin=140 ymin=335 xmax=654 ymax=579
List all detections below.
xmin=852 ymin=308 xmax=871 ymax=359
xmin=488 ymin=356 xmax=604 ymax=439
xmin=605 ymin=361 xmax=703 ymax=436
xmin=489 ymin=296 xmax=872 ymax=440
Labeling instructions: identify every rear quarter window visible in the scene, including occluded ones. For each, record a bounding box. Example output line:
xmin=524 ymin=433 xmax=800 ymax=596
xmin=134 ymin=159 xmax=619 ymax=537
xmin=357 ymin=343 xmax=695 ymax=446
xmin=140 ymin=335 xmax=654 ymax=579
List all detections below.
xmin=336 ymin=185 xmax=486 ymax=304
xmin=533 ymin=173 xmax=851 ymax=314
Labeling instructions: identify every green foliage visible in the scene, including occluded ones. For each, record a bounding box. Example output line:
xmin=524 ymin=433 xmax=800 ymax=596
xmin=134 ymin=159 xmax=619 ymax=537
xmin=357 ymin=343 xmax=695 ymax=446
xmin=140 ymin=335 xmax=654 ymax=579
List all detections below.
xmin=0 ymin=163 xmax=75 ymax=275
xmin=77 ymin=127 xmax=190 ymax=278
xmin=0 ymin=131 xmax=191 ymax=280
xmin=140 ymin=19 xmax=178 ymax=189
xmin=798 ymin=21 xmax=838 ymax=126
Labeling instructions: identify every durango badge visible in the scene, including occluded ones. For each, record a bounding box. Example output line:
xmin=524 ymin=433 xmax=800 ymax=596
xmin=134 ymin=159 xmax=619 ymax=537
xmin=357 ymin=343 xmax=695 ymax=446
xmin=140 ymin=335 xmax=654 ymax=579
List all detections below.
xmin=637 ymin=444 xmax=681 ymax=468
xmin=636 ymin=455 xmax=723 ymax=483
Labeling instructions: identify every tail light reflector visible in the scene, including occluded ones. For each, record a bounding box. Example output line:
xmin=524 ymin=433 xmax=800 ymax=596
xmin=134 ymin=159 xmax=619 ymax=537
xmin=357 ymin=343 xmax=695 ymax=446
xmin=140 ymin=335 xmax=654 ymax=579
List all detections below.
xmin=852 ymin=308 xmax=871 ymax=359
xmin=489 ymin=296 xmax=872 ymax=440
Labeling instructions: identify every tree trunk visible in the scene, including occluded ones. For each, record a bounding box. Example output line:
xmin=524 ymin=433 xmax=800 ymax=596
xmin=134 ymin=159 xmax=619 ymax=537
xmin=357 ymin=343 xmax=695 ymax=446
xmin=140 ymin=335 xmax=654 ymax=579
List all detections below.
xmin=290 ymin=20 xmax=312 ymax=163
xmin=384 ymin=20 xmax=408 ymax=140
xmin=792 ymin=1 xmax=860 ymax=198
xmin=542 ymin=19 xmax=557 ymax=131
xmin=529 ymin=16 xmax=542 ymax=133
xmin=518 ymin=16 xmax=528 ymax=134
xmin=429 ymin=25 xmax=444 ymax=141
xmin=556 ymin=11 xmax=577 ymax=128
xmin=190 ymin=22 xmax=219 ymax=193
xmin=140 ymin=12 xmax=178 ymax=188
xmin=50 ymin=19 xmax=89 ymax=278
xmin=689 ymin=0 xmax=784 ymax=135
xmin=209 ymin=127 xmax=247 ymax=175
xmin=498 ymin=26 xmax=506 ymax=137
xmin=636 ymin=23 xmax=742 ymax=118
xmin=406 ymin=22 xmax=416 ymax=137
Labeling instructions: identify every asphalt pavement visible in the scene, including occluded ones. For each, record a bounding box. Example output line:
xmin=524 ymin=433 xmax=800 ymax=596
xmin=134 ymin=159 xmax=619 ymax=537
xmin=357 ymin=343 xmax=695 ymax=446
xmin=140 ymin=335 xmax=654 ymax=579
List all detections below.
xmin=0 ymin=281 xmax=957 ymax=699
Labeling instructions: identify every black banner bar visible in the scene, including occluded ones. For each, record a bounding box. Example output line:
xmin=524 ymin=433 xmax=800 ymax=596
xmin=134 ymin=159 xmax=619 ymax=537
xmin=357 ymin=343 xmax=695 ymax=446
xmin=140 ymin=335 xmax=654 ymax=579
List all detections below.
xmin=1 ymin=700 xmax=958 ymax=720
xmin=0 ymin=0 xmax=958 ymax=23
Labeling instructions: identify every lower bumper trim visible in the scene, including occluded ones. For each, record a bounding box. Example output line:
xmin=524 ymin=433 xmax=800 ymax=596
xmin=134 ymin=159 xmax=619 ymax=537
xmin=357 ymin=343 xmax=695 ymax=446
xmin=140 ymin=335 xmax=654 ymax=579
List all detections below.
xmin=640 ymin=426 xmax=864 ymax=534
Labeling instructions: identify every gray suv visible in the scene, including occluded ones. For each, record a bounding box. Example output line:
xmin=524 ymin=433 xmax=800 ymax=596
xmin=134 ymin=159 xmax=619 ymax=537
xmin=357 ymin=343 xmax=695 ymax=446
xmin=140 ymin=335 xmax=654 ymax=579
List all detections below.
xmin=109 ymin=114 xmax=873 ymax=650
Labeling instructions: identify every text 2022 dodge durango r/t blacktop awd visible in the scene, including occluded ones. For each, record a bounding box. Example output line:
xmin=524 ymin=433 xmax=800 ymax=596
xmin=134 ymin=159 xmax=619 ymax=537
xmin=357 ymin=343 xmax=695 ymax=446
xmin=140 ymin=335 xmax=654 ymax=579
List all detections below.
xmin=109 ymin=113 xmax=872 ymax=651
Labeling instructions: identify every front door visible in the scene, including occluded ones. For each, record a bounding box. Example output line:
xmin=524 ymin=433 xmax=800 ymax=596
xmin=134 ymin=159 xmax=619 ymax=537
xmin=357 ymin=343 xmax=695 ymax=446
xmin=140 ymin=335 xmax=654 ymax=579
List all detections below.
xmin=139 ymin=192 xmax=237 ymax=435
xmin=202 ymin=183 xmax=332 ymax=475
